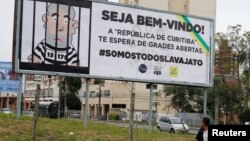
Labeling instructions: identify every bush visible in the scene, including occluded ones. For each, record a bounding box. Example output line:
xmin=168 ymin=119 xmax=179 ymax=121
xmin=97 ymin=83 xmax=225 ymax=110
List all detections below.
xmin=238 ymin=110 xmax=250 ymax=124
xmin=108 ymin=114 xmax=119 ymax=120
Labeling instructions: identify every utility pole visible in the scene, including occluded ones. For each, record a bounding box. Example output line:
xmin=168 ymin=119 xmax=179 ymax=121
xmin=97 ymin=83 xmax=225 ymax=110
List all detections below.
xmin=7 ymin=93 xmax=9 ymax=109
xmin=148 ymin=83 xmax=153 ymax=132
xmin=203 ymin=88 xmax=207 ymax=117
xmin=48 ymin=76 xmax=51 ymax=98
xmin=32 ymin=84 xmax=41 ymax=141
xmin=64 ymin=84 xmax=68 ymax=119
xmin=129 ymin=82 xmax=135 ymax=141
xmin=154 ymin=92 xmax=160 ymax=114
xmin=98 ymin=83 xmax=102 ymax=119
xmin=84 ymin=78 xmax=90 ymax=128
xmin=64 ymin=93 xmax=67 ymax=118
xmin=57 ymin=77 xmax=62 ymax=118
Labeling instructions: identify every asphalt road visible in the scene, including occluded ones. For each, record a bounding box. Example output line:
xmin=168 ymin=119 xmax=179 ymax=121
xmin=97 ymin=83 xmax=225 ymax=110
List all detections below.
xmin=93 ymin=120 xmax=199 ymax=135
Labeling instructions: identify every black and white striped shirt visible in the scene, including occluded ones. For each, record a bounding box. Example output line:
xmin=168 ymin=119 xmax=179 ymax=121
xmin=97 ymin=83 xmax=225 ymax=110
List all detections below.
xmin=33 ymin=40 xmax=79 ymax=66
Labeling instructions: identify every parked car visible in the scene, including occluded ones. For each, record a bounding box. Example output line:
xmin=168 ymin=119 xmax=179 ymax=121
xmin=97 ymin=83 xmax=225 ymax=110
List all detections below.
xmin=1 ymin=108 xmax=13 ymax=114
xmin=157 ymin=116 xmax=189 ymax=133
xmin=23 ymin=109 xmax=34 ymax=116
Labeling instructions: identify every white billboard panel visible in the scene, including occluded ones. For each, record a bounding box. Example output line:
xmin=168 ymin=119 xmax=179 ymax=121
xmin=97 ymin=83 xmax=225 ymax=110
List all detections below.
xmin=15 ymin=1 xmax=214 ymax=87
xmin=90 ymin=2 xmax=214 ymax=86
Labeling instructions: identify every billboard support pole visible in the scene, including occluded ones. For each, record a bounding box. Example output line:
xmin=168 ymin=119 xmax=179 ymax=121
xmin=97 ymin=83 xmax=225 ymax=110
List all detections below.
xmin=84 ymin=78 xmax=90 ymax=128
xmin=16 ymin=74 xmax=23 ymax=118
xmin=129 ymin=82 xmax=135 ymax=141
xmin=203 ymin=88 xmax=207 ymax=117
xmin=148 ymin=83 xmax=153 ymax=132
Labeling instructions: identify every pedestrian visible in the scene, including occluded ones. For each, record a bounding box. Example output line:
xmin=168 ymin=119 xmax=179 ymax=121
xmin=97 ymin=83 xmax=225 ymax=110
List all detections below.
xmin=196 ymin=117 xmax=210 ymax=141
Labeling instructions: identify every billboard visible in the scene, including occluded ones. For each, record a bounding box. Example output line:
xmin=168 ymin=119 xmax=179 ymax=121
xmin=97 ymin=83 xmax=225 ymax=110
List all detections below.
xmin=15 ymin=0 xmax=214 ymax=87
xmin=0 ymin=62 xmax=19 ymax=93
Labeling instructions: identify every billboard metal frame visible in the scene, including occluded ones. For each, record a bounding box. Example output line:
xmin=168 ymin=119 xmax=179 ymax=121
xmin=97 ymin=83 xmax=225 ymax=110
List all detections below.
xmin=15 ymin=0 xmax=215 ymax=87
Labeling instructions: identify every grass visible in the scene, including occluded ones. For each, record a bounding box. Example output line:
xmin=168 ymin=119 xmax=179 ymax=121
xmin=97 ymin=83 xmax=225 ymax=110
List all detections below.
xmin=0 ymin=113 xmax=195 ymax=141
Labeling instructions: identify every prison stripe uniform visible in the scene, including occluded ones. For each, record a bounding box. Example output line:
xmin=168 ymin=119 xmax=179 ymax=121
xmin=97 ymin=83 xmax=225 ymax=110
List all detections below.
xmin=33 ymin=40 xmax=79 ymax=66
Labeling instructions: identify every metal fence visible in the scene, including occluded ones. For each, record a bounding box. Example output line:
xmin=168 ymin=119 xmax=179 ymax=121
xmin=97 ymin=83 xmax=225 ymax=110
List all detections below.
xmin=176 ymin=112 xmax=214 ymax=127
xmin=66 ymin=109 xmax=81 ymax=119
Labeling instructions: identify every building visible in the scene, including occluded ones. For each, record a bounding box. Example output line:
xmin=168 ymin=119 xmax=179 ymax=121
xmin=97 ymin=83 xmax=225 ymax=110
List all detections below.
xmin=0 ymin=92 xmax=17 ymax=111
xmin=214 ymin=39 xmax=237 ymax=76
xmin=119 ymin=0 xmax=216 ymax=19
xmin=23 ymin=75 xmax=84 ymax=111
xmin=81 ymin=0 xmax=216 ymax=120
xmin=0 ymin=62 xmax=19 ymax=111
xmin=23 ymin=75 xmax=59 ymax=110
xmin=81 ymin=81 xmax=174 ymax=119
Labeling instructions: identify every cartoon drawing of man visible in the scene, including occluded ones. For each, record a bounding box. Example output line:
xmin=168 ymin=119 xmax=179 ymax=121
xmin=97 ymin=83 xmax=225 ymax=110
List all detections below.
xmin=28 ymin=3 xmax=79 ymax=66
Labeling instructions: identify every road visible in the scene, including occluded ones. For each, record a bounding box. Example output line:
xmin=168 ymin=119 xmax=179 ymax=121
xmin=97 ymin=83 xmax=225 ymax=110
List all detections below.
xmin=92 ymin=120 xmax=199 ymax=135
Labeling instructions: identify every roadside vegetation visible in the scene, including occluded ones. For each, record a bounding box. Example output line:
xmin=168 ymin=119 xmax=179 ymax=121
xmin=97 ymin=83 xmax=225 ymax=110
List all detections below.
xmin=0 ymin=113 xmax=195 ymax=141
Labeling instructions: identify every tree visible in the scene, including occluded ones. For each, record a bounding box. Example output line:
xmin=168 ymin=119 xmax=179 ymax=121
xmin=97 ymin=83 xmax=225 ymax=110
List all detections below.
xmin=242 ymin=65 xmax=250 ymax=110
xmin=238 ymin=110 xmax=250 ymax=124
xmin=66 ymin=93 xmax=81 ymax=110
xmin=227 ymin=25 xmax=250 ymax=111
xmin=210 ymin=79 xmax=240 ymax=124
xmin=163 ymin=85 xmax=203 ymax=112
xmin=154 ymin=91 xmax=161 ymax=113
xmin=210 ymin=26 xmax=250 ymax=124
xmin=240 ymin=31 xmax=250 ymax=110
xmin=58 ymin=77 xmax=82 ymax=117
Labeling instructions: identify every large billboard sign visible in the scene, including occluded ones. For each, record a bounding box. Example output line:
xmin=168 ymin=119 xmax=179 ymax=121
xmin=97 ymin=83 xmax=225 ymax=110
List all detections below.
xmin=0 ymin=62 xmax=19 ymax=93
xmin=15 ymin=0 xmax=214 ymax=87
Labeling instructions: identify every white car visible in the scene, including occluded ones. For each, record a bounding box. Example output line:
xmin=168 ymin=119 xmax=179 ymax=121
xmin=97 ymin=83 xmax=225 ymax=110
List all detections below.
xmin=1 ymin=108 xmax=13 ymax=114
xmin=157 ymin=116 xmax=189 ymax=133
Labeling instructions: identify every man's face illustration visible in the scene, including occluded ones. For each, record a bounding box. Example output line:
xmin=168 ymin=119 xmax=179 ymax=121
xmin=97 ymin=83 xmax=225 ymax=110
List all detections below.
xmin=43 ymin=4 xmax=78 ymax=48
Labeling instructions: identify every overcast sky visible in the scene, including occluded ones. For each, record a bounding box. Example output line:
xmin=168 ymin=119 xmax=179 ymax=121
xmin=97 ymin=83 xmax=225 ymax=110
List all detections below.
xmin=1 ymin=0 xmax=250 ymax=62
xmin=216 ymin=0 xmax=250 ymax=32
